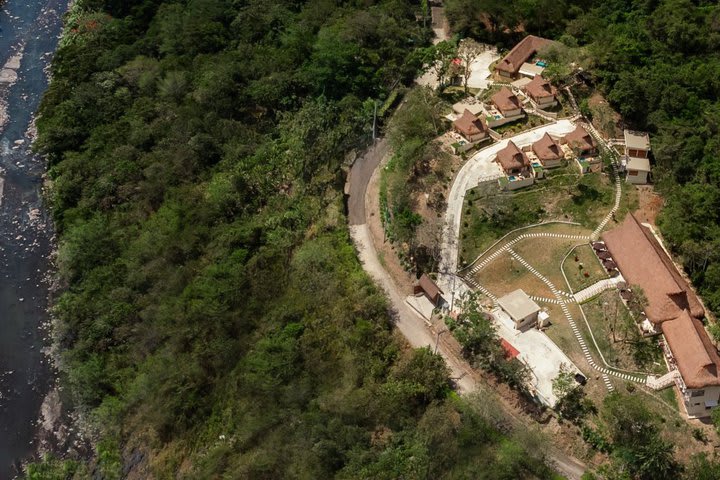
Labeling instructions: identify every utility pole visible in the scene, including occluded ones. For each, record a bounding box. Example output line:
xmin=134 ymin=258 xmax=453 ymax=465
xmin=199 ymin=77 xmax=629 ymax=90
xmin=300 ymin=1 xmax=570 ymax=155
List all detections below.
xmin=450 ymin=273 xmax=457 ymax=312
xmin=435 ymin=329 xmax=447 ymax=354
xmin=372 ymin=101 xmax=378 ymax=142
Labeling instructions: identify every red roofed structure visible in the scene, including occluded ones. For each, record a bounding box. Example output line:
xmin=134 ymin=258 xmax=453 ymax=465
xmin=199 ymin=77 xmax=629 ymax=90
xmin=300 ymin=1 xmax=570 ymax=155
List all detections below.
xmin=500 ymin=338 xmax=520 ymax=359
xmin=452 ymin=109 xmax=488 ymax=142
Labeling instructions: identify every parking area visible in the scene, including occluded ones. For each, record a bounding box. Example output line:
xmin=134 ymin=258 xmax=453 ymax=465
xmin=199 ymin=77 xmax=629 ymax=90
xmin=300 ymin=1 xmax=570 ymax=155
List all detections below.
xmin=492 ymin=307 xmax=582 ymax=407
xmin=467 ymin=48 xmax=500 ymax=90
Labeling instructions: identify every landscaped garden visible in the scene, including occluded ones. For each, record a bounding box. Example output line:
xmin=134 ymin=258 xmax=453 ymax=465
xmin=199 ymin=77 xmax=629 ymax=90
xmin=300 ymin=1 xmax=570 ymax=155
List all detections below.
xmin=563 ymin=244 xmax=608 ymax=293
xmin=458 ymin=160 xmax=637 ymax=267
xmin=472 ymin=251 xmax=557 ymax=299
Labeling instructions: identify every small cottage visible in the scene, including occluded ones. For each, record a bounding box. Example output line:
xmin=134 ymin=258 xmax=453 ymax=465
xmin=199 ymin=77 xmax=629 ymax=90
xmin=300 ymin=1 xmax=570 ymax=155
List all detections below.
xmin=497 ymin=289 xmax=541 ymax=330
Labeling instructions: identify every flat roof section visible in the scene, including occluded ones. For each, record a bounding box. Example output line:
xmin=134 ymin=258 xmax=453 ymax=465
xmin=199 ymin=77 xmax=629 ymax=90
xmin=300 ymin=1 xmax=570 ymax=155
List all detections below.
xmin=624 ymin=129 xmax=651 ymax=151
xmin=627 ymin=157 xmax=651 ymax=172
xmin=497 ymin=289 xmax=540 ymax=322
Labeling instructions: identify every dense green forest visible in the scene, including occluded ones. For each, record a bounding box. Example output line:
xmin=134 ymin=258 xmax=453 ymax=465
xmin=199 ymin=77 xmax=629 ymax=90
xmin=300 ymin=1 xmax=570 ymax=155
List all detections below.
xmin=445 ymin=0 xmax=720 ymax=315
xmin=28 ymin=0 xmax=562 ymax=478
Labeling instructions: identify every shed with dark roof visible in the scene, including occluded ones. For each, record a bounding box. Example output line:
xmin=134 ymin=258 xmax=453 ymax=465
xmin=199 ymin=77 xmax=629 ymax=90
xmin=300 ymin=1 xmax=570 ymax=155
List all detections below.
xmin=414 ymin=274 xmax=444 ymax=306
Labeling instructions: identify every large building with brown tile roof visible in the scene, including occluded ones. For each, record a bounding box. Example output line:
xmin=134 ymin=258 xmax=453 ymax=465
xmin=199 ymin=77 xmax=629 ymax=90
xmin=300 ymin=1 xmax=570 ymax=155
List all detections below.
xmin=491 ymin=87 xmax=523 ymax=117
xmin=562 ymin=124 xmax=598 ymax=157
xmin=602 ymin=214 xmax=717 ymax=417
xmin=531 ymin=133 xmax=563 ymax=168
xmin=523 ymin=75 xmax=557 ymax=107
xmin=496 ymin=35 xmax=554 ymax=79
xmin=452 ymin=109 xmax=488 ymax=142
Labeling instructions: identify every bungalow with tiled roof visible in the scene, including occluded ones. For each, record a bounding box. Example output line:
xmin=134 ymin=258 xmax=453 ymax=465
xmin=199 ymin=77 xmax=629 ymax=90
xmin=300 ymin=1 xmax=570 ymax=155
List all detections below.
xmin=491 ymin=87 xmax=523 ymax=117
xmin=453 ymin=109 xmax=488 ymax=143
xmin=562 ymin=124 xmax=598 ymax=158
xmin=495 ymin=140 xmax=534 ymax=190
xmin=531 ymin=132 xmax=564 ymax=168
xmin=602 ymin=214 xmax=714 ymax=418
xmin=496 ymin=35 xmax=554 ymax=79
xmin=523 ymin=75 xmax=557 ymax=108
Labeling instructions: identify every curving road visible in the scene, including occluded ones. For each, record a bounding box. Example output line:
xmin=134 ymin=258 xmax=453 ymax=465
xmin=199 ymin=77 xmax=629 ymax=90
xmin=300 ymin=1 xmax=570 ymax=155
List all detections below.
xmin=346 ymin=133 xmax=587 ymax=479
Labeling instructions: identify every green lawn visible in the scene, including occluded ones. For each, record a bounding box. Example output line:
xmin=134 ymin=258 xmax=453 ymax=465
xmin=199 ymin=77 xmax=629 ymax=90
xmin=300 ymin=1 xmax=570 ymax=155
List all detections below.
xmin=563 ymin=244 xmax=608 ymax=293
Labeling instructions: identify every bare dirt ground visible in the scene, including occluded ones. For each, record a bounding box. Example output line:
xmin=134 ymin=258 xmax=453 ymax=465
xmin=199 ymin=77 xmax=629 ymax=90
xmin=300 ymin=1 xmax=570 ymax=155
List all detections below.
xmin=634 ymin=185 xmax=664 ymax=225
xmin=365 ymin=150 xmax=416 ymax=294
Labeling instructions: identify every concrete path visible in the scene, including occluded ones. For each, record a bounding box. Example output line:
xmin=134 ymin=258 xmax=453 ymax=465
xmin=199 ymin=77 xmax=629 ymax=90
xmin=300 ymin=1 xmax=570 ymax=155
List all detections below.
xmin=438 ymin=119 xmax=577 ymax=290
xmin=466 ymin=48 xmax=500 ymax=90
xmin=573 ymin=277 xmax=624 ymax=303
xmin=350 ymin=224 xmax=477 ymax=393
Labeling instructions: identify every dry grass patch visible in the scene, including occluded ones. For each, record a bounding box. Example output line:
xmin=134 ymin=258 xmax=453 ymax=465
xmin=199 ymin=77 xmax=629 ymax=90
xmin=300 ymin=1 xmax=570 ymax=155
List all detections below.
xmin=473 ymin=252 xmax=556 ymax=299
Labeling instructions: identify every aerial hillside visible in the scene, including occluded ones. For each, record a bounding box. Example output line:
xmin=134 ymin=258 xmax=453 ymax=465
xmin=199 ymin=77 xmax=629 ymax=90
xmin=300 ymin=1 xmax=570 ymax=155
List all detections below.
xmin=28 ymin=0 xmax=558 ymax=477
xmin=446 ymin=0 xmax=720 ymax=315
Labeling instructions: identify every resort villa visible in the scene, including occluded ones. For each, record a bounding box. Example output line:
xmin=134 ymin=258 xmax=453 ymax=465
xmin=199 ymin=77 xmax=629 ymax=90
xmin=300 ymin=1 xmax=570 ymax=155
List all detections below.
xmin=495 ymin=35 xmax=555 ymax=79
xmin=522 ymin=75 xmax=557 ymax=108
xmin=531 ymin=132 xmax=565 ymax=168
xmin=453 ymin=109 xmax=488 ymax=143
xmin=483 ymin=87 xmax=525 ymax=127
xmin=495 ymin=140 xmax=534 ymax=190
xmin=602 ymin=214 xmax=716 ymax=418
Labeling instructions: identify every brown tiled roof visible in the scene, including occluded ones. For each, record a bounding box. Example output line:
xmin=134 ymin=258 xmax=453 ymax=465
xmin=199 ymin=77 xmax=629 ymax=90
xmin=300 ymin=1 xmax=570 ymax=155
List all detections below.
xmin=496 ymin=35 xmax=554 ymax=76
xmin=531 ymin=133 xmax=562 ymax=162
xmin=524 ymin=75 xmax=556 ymax=99
xmin=602 ymin=214 xmax=715 ymax=388
xmin=597 ymin=251 xmax=612 ymax=260
xmin=564 ymin=125 xmax=596 ymax=152
xmin=603 ymin=260 xmax=618 ymax=270
xmin=417 ymin=273 xmax=443 ymax=304
xmin=453 ymin=109 xmax=487 ymax=137
xmin=495 ymin=140 xmax=530 ymax=171
xmin=491 ymin=87 xmax=521 ymax=113
xmin=663 ymin=311 xmax=720 ymax=388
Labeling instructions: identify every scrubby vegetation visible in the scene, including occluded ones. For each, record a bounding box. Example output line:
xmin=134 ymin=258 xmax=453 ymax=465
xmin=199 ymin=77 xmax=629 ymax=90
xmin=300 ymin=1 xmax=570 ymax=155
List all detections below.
xmin=28 ymin=0 xmax=565 ymax=477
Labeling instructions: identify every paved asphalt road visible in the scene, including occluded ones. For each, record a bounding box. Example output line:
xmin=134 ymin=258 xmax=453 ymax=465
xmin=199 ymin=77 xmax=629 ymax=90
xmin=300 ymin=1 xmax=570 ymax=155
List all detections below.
xmin=347 ymin=138 xmax=388 ymax=225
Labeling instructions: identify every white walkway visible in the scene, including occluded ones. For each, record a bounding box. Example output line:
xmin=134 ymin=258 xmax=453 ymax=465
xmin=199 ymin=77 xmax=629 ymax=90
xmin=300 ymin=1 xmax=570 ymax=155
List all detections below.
xmin=438 ymin=120 xmax=577 ymax=286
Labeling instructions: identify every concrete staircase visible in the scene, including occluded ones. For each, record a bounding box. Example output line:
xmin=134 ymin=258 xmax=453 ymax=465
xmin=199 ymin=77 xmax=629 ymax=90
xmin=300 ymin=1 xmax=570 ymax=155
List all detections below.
xmin=646 ymin=370 xmax=679 ymax=390
xmin=573 ymin=277 xmax=622 ymax=303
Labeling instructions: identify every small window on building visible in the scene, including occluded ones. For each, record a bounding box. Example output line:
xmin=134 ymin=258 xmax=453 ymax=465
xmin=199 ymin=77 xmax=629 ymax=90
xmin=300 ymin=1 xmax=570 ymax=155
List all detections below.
xmin=691 ymin=389 xmax=705 ymax=397
xmin=628 ymin=170 xmax=638 ymax=176
xmin=695 ymin=402 xmax=702 ymax=406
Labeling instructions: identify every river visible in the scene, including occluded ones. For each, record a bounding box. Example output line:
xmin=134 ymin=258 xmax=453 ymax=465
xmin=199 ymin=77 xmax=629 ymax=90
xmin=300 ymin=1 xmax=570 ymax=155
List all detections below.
xmin=0 ymin=0 xmax=67 ymax=476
